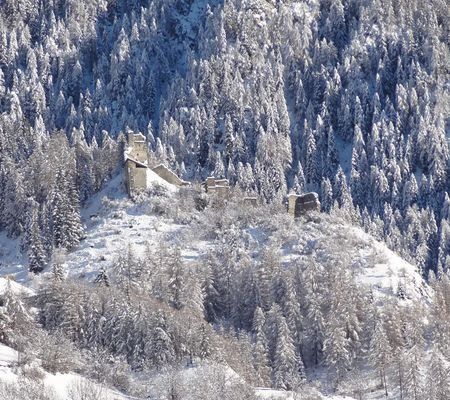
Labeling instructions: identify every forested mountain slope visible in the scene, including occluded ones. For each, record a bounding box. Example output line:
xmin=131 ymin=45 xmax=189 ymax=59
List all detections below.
xmin=0 ymin=0 xmax=449 ymax=277
xmin=0 ymin=0 xmax=450 ymax=397
xmin=0 ymin=173 xmax=441 ymax=399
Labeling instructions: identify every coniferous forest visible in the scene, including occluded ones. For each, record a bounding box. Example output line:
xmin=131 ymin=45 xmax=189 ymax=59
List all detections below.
xmin=0 ymin=0 xmax=449 ymax=398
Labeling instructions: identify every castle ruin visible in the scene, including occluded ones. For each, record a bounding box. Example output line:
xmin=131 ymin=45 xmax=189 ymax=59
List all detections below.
xmin=124 ymin=132 xmax=322 ymax=218
xmin=125 ymin=132 xmax=191 ymax=195
xmin=288 ymin=192 xmax=320 ymax=217
xmin=204 ymin=177 xmax=230 ymax=198
xmin=125 ymin=132 xmax=149 ymax=196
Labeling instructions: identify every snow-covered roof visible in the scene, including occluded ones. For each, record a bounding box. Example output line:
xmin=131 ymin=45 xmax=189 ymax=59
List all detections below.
xmin=125 ymin=156 xmax=148 ymax=168
xmin=147 ymin=169 xmax=178 ymax=192
xmin=153 ymin=164 xmax=182 ymax=178
xmin=205 ymin=177 xmax=229 ymax=187
xmin=152 ymin=164 xmax=191 ymax=186
xmin=133 ymin=133 xmax=146 ymax=143
xmin=215 ymin=179 xmax=229 ymax=185
xmin=288 ymin=192 xmax=319 ymax=200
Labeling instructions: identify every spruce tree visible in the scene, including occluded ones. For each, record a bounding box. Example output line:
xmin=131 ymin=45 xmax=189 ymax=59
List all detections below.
xmin=26 ymin=200 xmax=46 ymax=273
xmin=370 ymin=318 xmax=392 ymax=397
xmin=52 ymin=169 xmax=83 ymax=251
xmin=273 ymin=314 xmax=304 ymax=390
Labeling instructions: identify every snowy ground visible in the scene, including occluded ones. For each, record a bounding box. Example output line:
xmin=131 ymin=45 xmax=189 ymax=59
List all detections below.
xmin=60 ymin=171 xmax=210 ymax=283
xmin=0 ymin=342 xmax=129 ymax=399
xmin=352 ymin=228 xmax=430 ymax=304
xmin=255 ymin=387 xmax=357 ymax=399
xmin=73 ymin=172 xmax=425 ymax=307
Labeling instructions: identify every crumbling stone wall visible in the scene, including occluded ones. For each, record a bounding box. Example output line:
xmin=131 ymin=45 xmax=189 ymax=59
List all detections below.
xmin=152 ymin=164 xmax=190 ymax=187
xmin=288 ymin=193 xmax=320 ymax=217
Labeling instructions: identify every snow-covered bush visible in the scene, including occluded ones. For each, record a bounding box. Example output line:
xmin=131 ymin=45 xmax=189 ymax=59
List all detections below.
xmin=100 ymin=196 xmax=116 ymax=215
xmin=19 ymin=360 xmax=46 ymax=381
xmin=104 ymin=357 xmax=132 ymax=393
xmin=83 ymin=348 xmax=132 ymax=393
xmin=38 ymin=331 xmax=81 ymax=374
xmin=141 ymin=185 xmax=173 ymax=216
xmin=0 ymin=378 xmax=56 ymax=400
xmin=67 ymin=379 xmax=108 ymax=400
xmin=149 ymin=364 xmax=257 ymax=400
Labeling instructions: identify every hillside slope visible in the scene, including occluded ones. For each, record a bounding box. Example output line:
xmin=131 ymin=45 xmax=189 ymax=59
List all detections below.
xmin=0 ymin=0 xmax=449 ymax=282
xmin=0 ymin=171 xmax=431 ymax=399
xmin=1 ymin=170 xmax=426 ymax=304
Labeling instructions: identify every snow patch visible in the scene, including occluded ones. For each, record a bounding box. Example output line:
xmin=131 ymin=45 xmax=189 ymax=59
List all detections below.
xmin=146 ymin=168 xmax=178 ymax=192
xmin=350 ymin=227 xmax=429 ymax=302
xmin=0 ymin=277 xmax=34 ymax=297
xmin=0 ymin=344 xmax=18 ymax=366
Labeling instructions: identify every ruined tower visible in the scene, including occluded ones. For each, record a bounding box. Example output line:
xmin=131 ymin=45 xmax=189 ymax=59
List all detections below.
xmin=125 ymin=132 xmax=149 ymax=195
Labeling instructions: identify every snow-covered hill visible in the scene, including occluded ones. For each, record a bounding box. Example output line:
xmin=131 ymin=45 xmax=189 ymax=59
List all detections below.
xmin=0 ymin=170 xmax=424 ymax=306
xmin=0 ymin=172 xmax=430 ymax=399
xmin=58 ymin=172 xmax=426 ymax=304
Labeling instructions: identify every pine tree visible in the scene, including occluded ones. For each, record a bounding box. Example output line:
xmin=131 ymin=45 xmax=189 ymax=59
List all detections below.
xmin=198 ymin=323 xmax=211 ymax=360
xmin=185 ymin=269 xmax=204 ymax=318
xmin=404 ymin=313 xmax=425 ymax=400
xmin=2 ymin=161 xmax=27 ymax=238
xmin=112 ymin=244 xmax=142 ymax=298
xmin=273 ymin=315 xmax=305 ymax=390
xmin=51 ymin=251 xmax=65 ymax=282
xmin=52 ymin=169 xmax=84 ymax=250
xmin=333 ymin=166 xmax=349 ymax=208
xmin=425 ymin=346 xmax=450 ymax=400
xmin=321 ymin=177 xmax=333 ymax=212
xmin=252 ymin=307 xmax=270 ymax=385
xmin=292 ymin=162 xmax=306 ymax=194
xmin=3 ymin=279 xmax=32 ymax=344
xmin=202 ymin=256 xmax=220 ymax=322
xmin=324 ymin=314 xmax=350 ymax=387
xmin=212 ymin=151 xmax=225 ymax=178
xmin=304 ymin=261 xmax=325 ymax=366
xmin=0 ymin=307 xmax=11 ymax=345
xmin=325 ymin=129 xmax=339 ymax=181
xmin=350 ymin=125 xmax=367 ymax=207
xmin=151 ymin=312 xmax=175 ymax=369
xmin=94 ymin=267 xmax=110 ymax=287
xmin=305 ymin=128 xmax=319 ymax=187
xmin=438 ymin=219 xmax=450 ymax=273
xmin=326 ymin=0 xmax=347 ymax=49
xmin=26 ymin=200 xmax=46 ymax=273
xmin=370 ymin=318 xmax=392 ymax=397
xmin=167 ymin=247 xmax=186 ymax=310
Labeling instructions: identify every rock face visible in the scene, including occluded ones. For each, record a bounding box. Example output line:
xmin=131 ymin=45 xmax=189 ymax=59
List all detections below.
xmin=287 ymin=193 xmax=320 ymax=217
